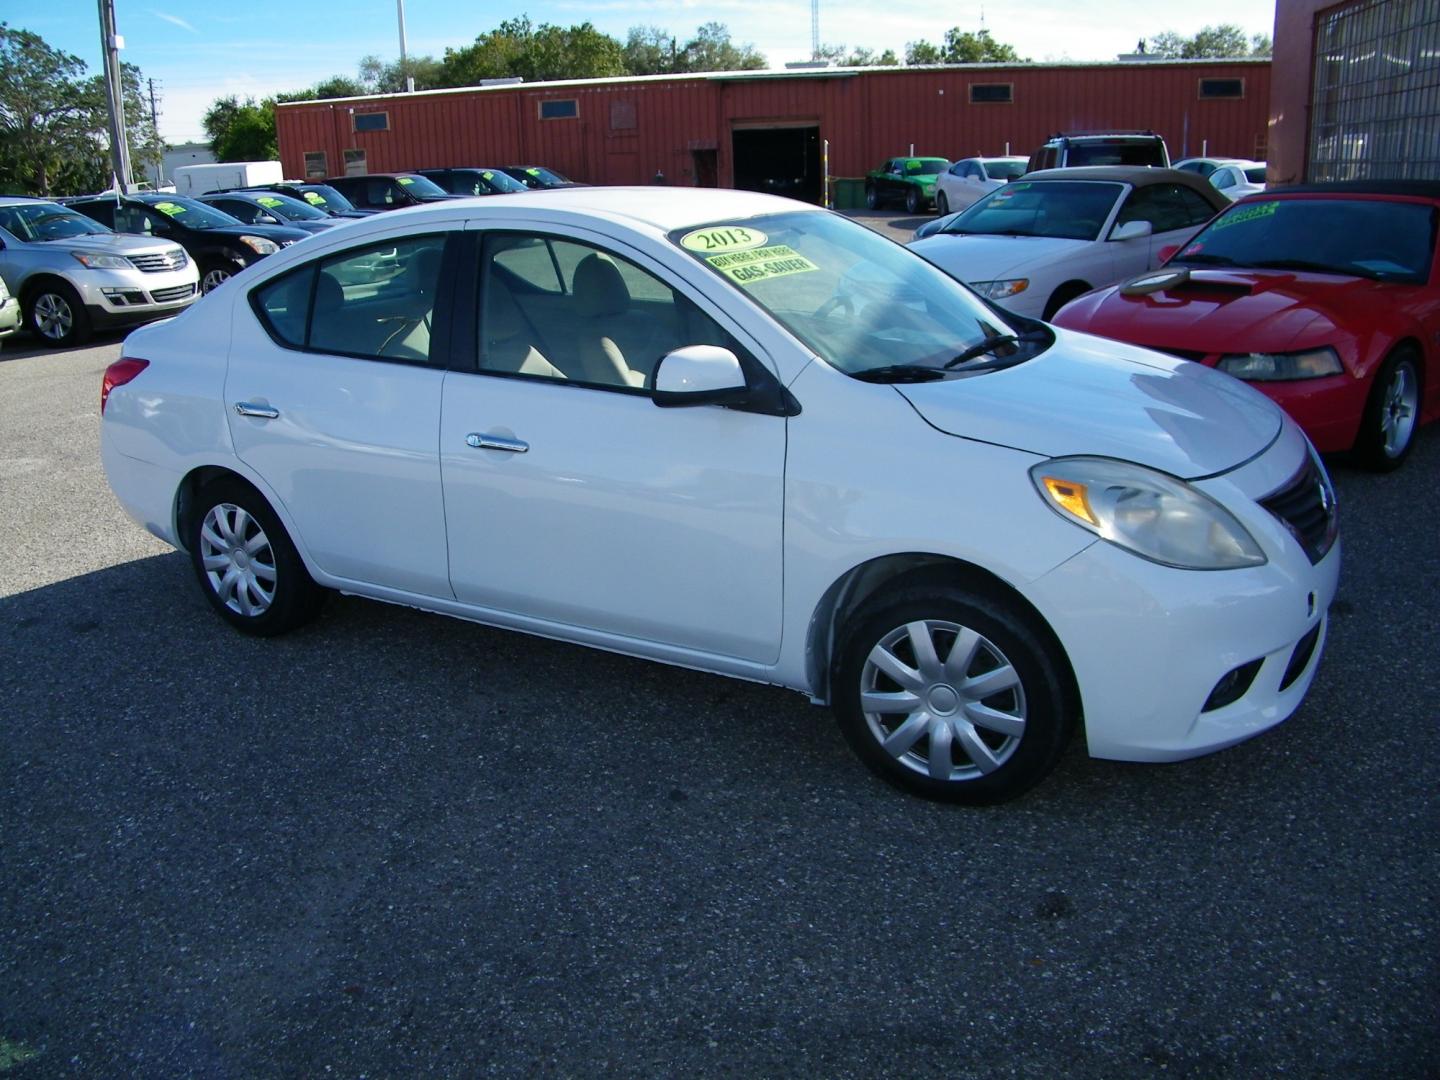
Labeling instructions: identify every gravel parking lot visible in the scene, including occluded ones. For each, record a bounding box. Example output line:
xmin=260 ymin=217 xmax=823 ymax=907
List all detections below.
xmin=1 ymin=309 xmax=1436 ymax=1077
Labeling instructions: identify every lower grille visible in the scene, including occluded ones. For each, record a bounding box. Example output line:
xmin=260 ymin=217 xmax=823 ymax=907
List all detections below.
xmin=149 ymin=283 xmax=196 ymax=304
xmin=1260 ymin=458 xmax=1338 ymax=565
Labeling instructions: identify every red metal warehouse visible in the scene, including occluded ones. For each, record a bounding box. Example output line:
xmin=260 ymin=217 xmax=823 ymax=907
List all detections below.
xmin=275 ymin=59 xmax=1271 ymax=202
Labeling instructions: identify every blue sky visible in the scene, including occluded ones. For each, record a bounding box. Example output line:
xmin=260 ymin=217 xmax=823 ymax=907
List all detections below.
xmin=22 ymin=1 xmax=1276 ymax=143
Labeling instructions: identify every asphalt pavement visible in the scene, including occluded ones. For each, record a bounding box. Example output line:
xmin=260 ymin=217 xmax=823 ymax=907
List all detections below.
xmin=1 ymin=303 xmax=1436 ymax=1078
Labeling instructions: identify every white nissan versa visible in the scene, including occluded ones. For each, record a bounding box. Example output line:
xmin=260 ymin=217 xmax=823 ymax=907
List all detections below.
xmin=99 ymin=188 xmax=1339 ymax=803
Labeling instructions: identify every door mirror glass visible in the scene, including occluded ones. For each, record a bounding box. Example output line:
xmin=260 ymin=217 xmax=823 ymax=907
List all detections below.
xmin=1111 ymin=219 xmax=1154 ymax=242
xmin=653 ymin=345 xmax=748 ymax=407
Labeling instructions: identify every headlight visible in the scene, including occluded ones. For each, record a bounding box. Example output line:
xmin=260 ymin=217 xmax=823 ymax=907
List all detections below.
xmin=239 ymin=235 xmax=280 ymax=255
xmin=971 ymin=278 xmax=1029 ymax=299
xmin=1031 ymin=457 xmax=1266 ymax=570
xmin=1217 ymin=347 xmax=1343 ymax=382
xmin=71 ymin=251 xmax=133 ymax=270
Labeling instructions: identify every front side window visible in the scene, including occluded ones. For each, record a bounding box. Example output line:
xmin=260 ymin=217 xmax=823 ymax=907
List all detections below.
xmin=144 ymin=197 xmax=241 ymax=231
xmin=943 ymin=181 xmax=1122 ymax=242
xmin=1213 ymin=169 xmax=1237 ymax=191
xmin=1115 ymin=185 xmax=1197 ymax=234
xmin=480 ymin=233 xmax=737 ymax=390
xmin=253 ymin=234 xmax=447 ymax=362
xmin=671 ymin=211 xmax=1039 ymax=379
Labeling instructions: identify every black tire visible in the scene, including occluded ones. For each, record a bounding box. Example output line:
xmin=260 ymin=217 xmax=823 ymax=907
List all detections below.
xmin=905 ymin=186 xmax=922 ymax=215
xmin=833 ymin=584 xmax=1075 ymax=804
xmin=200 ymin=260 xmax=240 ymax=294
xmin=1355 ymin=349 xmax=1422 ymax=471
xmin=935 ymin=191 xmax=949 ymax=215
xmin=187 ymin=477 xmax=325 ymax=636
xmin=864 ymin=185 xmax=880 ymax=210
xmin=1042 ymin=282 xmax=1091 ymax=321
xmin=24 ymin=281 xmax=92 ymax=348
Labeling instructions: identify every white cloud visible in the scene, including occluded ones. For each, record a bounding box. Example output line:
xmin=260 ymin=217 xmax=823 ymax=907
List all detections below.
xmin=149 ymin=10 xmax=198 ymax=33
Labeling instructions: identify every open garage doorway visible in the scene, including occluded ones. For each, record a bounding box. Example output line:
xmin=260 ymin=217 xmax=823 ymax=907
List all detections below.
xmin=732 ymin=125 xmax=822 ymax=204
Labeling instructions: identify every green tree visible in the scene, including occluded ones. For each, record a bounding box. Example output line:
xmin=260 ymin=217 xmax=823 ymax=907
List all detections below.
xmin=678 ymin=22 xmax=765 ymax=72
xmin=942 ymin=28 xmax=1024 ymax=63
xmin=438 ymin=17 xmax=627 ymax=86
xmin=0 ymin=24 xmax=105 ymax=195
xmin=815 ymin=44 xmax=899 ymax=66
xmin=203 ymin=95 xmax=277 ymax=161
xmin=623 ymin=26 xmax=679 ymax=75
xmin=1148 ymin=24 xmax=1269 ymax=58
xmin=310 ymin=75 xmax=366 ymax=99
xmin=358 ymin=54 xmax=443 ymax=93
xmin=905 ymin=40 xmax=943 ymax=65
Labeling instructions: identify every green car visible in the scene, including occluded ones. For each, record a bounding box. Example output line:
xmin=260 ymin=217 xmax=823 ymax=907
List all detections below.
xmin=864 ymin=157 xmax=951 ymax=213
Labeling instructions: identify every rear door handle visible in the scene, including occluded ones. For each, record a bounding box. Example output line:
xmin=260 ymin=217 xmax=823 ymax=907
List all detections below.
xmin=466 ymin=432 xmax=528 ymax=453
xmin=234 ymin=402 xmax=279 ymax=419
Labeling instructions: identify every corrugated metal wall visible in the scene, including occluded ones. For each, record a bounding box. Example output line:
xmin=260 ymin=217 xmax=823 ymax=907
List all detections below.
xmin=276 ymin=61 xmax=1271 ymax=190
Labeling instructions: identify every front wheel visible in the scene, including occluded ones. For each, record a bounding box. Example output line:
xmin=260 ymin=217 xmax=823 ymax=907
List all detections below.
xmin=25 ymin=282 xmax=92 ymax=348
xmin=834 ymin=584 xmax=1075 ymax=804
xmin=1355 ymin=350 xmax=1421 ymax=471
xmin=935 ymin=191 xmax=949 ymax=215
xmin=905 ymin=187 xmax=922 ymax=215
xmin=864 ymin=185 xmax=880 ymax=210
xmin=188 ymin=478 xmax=325 ymax=636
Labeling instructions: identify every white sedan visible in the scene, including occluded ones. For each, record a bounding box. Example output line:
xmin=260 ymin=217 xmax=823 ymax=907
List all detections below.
xmin=907 ymin=167 xmax=1229 ymax=319
xmin=932 ymin=156 xmax=1029 ymax=215
xmin=1208 ymin=160 xmax=1268 ymax=201
xmin=100 ymin=187 xmax=1337 ymax=803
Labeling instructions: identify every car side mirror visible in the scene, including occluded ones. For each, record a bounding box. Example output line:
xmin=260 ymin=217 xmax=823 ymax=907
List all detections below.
xmin=1157 ymin=244 xmax=1180 ymax=265
xmin=1110 ymin=220 xmax=1154 ymax=242
xmin=653 ymin=345 xmax=799 ymax=417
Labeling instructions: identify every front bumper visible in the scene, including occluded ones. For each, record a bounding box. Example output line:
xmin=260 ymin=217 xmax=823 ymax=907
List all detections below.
xmin=0 ymin=295 xmax=20 ymax=338
xmin=1232 ymin=372 xmax=1364 ymax=454
xmin=73 ymin=264 xmax=201 ymax=330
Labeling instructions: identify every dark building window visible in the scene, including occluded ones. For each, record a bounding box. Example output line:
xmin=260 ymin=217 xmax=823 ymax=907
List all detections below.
xmin=1198 ymin=79 xmax=1244 ymax=100
xmin=303 ymin=151 xmax=327 ymax=178
xmin=610 ymin=100 xmax=637 ymax=130
xmin=540 ymin=99 xmax=579 ymax=120
xmin=1309 ymin=0 xmax=1440 ymax=181
xmin=353 ymin=112 xmax=390 ymax=132
xmin=970 ymin=83 xmax=1013 ymax=104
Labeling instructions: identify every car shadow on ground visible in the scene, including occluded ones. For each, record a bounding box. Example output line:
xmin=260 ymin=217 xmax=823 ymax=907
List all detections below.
xmin=0 ymin=330 xmax=128 ymax=362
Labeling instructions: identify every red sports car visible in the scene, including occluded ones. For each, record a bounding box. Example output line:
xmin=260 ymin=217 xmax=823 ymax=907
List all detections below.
xmin=1053 ymin=182 xmax=1440 ymax=470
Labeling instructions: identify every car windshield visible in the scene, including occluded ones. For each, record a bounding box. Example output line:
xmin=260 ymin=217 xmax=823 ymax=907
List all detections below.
xmin=941 ymin=181 xmax=1122 ymax=241
xmin=508 ymin=166 xmax=572 ymax=187
xmin=1066 ymin=141 xmax=1166 ymax=167
xmin=905 ymin=160 xmax=947 ymax=176
xmin=982 ymin=159 xmax=1028 ymax=181
xmin=670 ymin=211 xmax=1039 ymax=378
xmin=397 ymin=174 xmax=450 ymax=198
xmin=0 ymin=202 xmax=110 ymax=240
xmin=145 ymin=197 xmax=241 ymax=230
xmin=294 ymin=185 xmax=358 ymax=213
xmin=1171 ymin=197 xmax=1437 ymax=284
xmin=1243 ymin=166 xmax=1267 ymax=184
xmin=251 ymin=193 xmax=327 ymax=221
xmin=477 ymin=169 xmax=527 ymax=193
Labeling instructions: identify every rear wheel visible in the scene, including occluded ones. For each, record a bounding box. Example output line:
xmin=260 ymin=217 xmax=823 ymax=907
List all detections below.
xmin=935 ymin=191 xmax=950 ymax=215
xmin=187 ymin=478 xmax=325 ymax=636
xmin=865 ymin=185 xmax=880 ymax=210
xmin=200 ymin=260 xmax=240 ymax=294
xmin=1355 ymin=349 xmax=1422 ymax=471
xmin=833 ymin=584 xmax=1075 ymax=804
xmin=25 ymin=282 xmax=91 ymax=348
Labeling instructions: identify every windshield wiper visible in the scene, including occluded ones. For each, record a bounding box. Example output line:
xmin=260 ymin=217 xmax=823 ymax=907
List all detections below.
xmin=944 ymin=330 xmax=1053 ymax=369
xmin=852 ymin=365 xmax=948 ymax=383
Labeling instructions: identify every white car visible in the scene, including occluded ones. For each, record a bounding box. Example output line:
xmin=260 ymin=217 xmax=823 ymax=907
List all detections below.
xmin=100 ymin=187 xmax=1338 ymax=804
xmin=907 ymin=167 xmax=1229 ymax=320
xmin=933 ymin=157 xmax=1030 ymax=215
xmin=1207 ymin=161 xmax=1267 ymax=201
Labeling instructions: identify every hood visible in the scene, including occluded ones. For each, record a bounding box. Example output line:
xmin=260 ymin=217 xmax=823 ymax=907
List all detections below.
xmin=909 ymin=232 xmax=1091 ymax=281
xmin=1055 ymin=268 xmax=1391 ymax=355
xmin=895 ymin=328 xmax=1283 ymax=479
xmin=203 ymin=222 xmax=313 ymax=244
xmin=45 ymin=233 xmax=185 ymax=257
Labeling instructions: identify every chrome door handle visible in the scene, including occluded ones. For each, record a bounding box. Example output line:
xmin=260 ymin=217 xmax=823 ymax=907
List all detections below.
xmin=234 ymin=402 xmax=279 ymax=419
xmin=466 ymin=432 xmax=528 ymax=453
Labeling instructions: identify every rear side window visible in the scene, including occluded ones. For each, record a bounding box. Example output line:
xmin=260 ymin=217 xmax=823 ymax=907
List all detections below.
xmin=254 ymin=265 xmax=314 ymax=347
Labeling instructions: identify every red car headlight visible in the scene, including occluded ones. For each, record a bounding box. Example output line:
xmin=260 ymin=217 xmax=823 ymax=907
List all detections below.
xmin=1217 ymin=347 xmax=1344 ymax=382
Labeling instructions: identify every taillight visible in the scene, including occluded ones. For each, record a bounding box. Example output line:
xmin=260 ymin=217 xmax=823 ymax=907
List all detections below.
xmin=101 ymin=357 xmax=149 ymax=415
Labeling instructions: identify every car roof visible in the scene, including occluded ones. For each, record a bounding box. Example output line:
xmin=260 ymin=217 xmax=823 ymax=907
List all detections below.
xmin=1266 ymin=180 xmax=1440 ymax=200
xmin=1022 ymin=166 xmax=1203 ymax=187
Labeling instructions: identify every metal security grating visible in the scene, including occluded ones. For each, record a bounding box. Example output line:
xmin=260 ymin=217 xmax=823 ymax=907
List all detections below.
xmin=130 ymin=250 xmax=188 ymax=273
xmin=1260 ymin=458 xmax=1338 ymax=566
xmin=1309 ymin=0 xmax=1440 ymax=181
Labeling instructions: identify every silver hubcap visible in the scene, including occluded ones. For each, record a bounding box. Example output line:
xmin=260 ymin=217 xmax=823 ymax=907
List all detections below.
xmin=34 ymin=293 xmax=73 ymax=340
xmin=199 ymin=503 xmax=276 ymax=616
xmin=1380 ymin=362 xmax=1419 ymax=457
xmin=860 ymin=619 xmax=1026 ymax=782
xmin=202 ymin=268 xmax=231 ymax=293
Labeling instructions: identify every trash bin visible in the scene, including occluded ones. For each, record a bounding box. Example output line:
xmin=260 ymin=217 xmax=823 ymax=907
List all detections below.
xmin=832 ymin=178 xmax=865 ymax=210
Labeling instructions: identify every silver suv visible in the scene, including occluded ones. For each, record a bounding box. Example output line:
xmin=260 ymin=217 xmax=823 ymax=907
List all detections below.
xmin=0 ymin=197 xmax=200 ymax=347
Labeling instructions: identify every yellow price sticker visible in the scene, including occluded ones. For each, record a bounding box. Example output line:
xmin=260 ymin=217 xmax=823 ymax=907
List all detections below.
xmin=1212 ymin=200 xmax=1277 ymax=230
xmin=680 ymin=226 xmax=769 ymax=254
xmin=706 ymin=244 xmax=818 ymax=284
xmin=302 ymin=192 xmax=326 ymax=205
xmin=153 ymin=201 xmax=186 ymax=216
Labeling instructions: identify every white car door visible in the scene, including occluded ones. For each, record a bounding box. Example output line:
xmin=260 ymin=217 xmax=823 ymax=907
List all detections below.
xmin=438 ymin=228 xmax=787 ymax=664
xmin=227 ymin=228 xmax=454 ymax=598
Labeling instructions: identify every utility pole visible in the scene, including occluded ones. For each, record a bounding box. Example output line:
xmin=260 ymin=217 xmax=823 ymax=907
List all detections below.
xmin=396 ymin=0 xmax=414 ymax=92
xmin=811 ymin=0 xmax=819 ymax=60
xmin=97 ymin=0 xmax=133 ymax=191
xmin=147 ymin=78 xmax=162 ymax=188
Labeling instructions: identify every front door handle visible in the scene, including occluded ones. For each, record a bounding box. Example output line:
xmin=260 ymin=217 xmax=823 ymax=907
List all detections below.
xmin=466 ymin=432 xmax=528 ymax=453
xmin=234 ymin=402 xmax=279 ymax=419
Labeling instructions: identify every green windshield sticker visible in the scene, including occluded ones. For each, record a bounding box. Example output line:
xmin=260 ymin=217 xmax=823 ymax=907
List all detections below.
xmin=706 ymin=244 xmax=818 ymax=285
xmin=256 ymin=196 xmax=283 ymax=208
xmin=398 ymin=177 xmax=415 ymax=186
xmin=1211 ymin=200 xmax=1278 ymax=230
xmin=526 ymin=168 xmax=541 ymax=176
xmin=680 ymin=226 xmax=768 ymax=254
xmin=302 ymin=192 xmax=326 ymax=206
xmin=153 ymin=201 xmax=186 ymax=217
xmin=906 ymin=159 xmax=921 ymax=171
xmin=482 ymin=171 xmax=494 ymax=180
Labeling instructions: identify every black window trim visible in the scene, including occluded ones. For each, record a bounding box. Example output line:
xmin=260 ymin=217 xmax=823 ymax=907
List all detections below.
xmin=969 ymin=82 xmax=1014 ymax=105
xmin=538 ymin=98 xmax=579 ymax=120
xmin=352 ymin=110 xmax=390 ymax=132
xmin=1198 ymin=77 xmax=1245 ymax=100
xmin=247 ymin=229 xmax=459 ymax=370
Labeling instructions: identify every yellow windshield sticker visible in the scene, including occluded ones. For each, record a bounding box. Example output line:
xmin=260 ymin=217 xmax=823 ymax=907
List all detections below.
xmin=256 ymin=196 xmax=283 ymax=208
xmin=706 ymin=244 xmax=818 ymax=284
xmin=482 ymin=171 xmax=494 ymax=180
xmin=680 ymin=226 xmax=769 ymax=254
xmin=526 ymin=168 xmax=541 ymax=176
xmin=302 ymin=192 xmax=326 ymax=206
xmin=1211 ymin=200 xmax=1278 ymax=230
xmin=153 ymin=201 xmax=186 ymax=216
xmin=398 ymin=177 xmax=415 ymax=186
